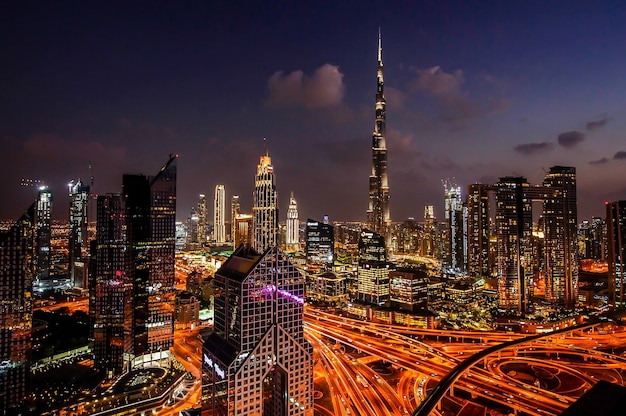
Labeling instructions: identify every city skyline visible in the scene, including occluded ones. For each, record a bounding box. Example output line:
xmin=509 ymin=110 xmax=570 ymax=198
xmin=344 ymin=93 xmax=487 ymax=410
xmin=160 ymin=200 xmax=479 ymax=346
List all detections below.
xmin=2 ymin=1 xmax=626 ymax=223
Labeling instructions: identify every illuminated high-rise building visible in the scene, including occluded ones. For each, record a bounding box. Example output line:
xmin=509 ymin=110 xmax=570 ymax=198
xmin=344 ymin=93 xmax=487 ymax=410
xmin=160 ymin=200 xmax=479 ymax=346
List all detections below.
xmin=0 ymin=203 xmax=35 ymax=413
xmin=607 ymin=201 xmax=626 ymax=307
xmin=214 ymin=185 xmax=226 ymax=244
xmin=495 ymin=177 xmax=532 ymax=313
xmin=123 ymin=154 xmax=177 ymax=360
xmin=91 ymin=194 xmax=132 ymax=376
xmin=305 ymin=217 xmax=334 ymax=267
xmin=68 ymin=179 xmax=90 ymax=288
xmin=36 ymin=187 xmax=52 ymax=279
xmin=203 ymin=245 xmax=313 ymax=416
xmin=542 ymin=166 xmax=578 ymax=309
xmin=421 ymin=205 xmax=438 ymax=257
xmin=231 ymin=195 xmax=240 ymax=246
xmin=252 ymin=153 xmax=278 ymax=252
xmin=286 ymin=192 xmax=299 ymax=250
xmin=234 ymin=213 xmax=253 ymax=247
xmin=367 ymin=30 xmax=390 ymax=236
xmin=197 ymin=194 xmax=207 ymax=245
xmin=357 ymin=230 xmax=389 ymax=306
xmin=443 ymin=180 xmax=464 ymax=272
xmin=467 ymin=183 xmax=493 ymax=279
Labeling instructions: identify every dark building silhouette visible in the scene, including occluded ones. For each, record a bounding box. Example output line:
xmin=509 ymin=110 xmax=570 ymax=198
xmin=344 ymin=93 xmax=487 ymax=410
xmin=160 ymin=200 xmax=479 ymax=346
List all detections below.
xmin=0 ymin=203 xmax=35 ymax=413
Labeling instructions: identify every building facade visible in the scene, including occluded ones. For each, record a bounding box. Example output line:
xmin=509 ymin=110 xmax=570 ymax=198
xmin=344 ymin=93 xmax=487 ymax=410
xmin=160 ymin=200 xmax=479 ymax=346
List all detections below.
xmin=0 ymin=204 xmax=35 ymax=413
xmin=203 ymin=245 xmax=313 ymax=416
xmin=357 ymin=230 xmax=389 ymax=306
xmin=495 ymin=177 xmax=533 ymax=313
xmin=91 ymin=194 xmax=132 ymax=376
xmin=542 ymin=166 xmax=578 ymax=309
xmin=198 ymin=194 xmax=207 ymax=245
xmin=305 ymin=217 xmax=334 ymax=268
xmin=367 ymin=31 xmax=390 ymax=236
xmin=214 ymin=185 xmax=226 ymax=244
xmin=467 ymin=183 xmax=493 ymax=279
xmin=68 ymin=179 xmax=90 ymax=288
xmin=123 ymin=154 xmax=177 ymax=361
xmin=35 ymin=187 xmax=52 ymax=280
xmin=252 ymin=153 xmax=278 ymax=253
xmin=607 ymin=201 xmax=626 ymax=307
xmin=443 ymin=180 xmax=465 ymax=272
xmin=285 ymin=192 xmax=299 ymax=251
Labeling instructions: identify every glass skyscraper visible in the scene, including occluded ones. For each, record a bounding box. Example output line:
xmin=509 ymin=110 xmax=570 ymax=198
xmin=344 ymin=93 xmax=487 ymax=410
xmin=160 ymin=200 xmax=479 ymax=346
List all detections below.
xmin=203 ymin=245 xmax=313 ymax=415
xmin=252 ymin=153 xmax=278 ymax=253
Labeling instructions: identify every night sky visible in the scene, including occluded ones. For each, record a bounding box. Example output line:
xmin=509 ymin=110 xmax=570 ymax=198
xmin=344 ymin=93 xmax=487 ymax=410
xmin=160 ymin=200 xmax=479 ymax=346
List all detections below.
xmin=2 ymin=1 xmax=625 ymax=223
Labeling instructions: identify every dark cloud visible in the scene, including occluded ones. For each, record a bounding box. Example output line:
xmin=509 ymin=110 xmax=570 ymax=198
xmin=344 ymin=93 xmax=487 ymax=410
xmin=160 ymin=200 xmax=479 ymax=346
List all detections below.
xmin=585 ymin=117 xmax=609 ymax=131
xmin=589 ymin=157 xmax=609 ymax=165
xmin=266 ymin=64 xmax=345 ymax=109
xmin=557 ymin=131 xmax=585 ymax=148
xmin=410 ymin=66 xmax=509 ymax=122
xmin=514 ymin=142 xmax=554 ymax=155
xmin=614 ymin=151 xmax=626 ymax=160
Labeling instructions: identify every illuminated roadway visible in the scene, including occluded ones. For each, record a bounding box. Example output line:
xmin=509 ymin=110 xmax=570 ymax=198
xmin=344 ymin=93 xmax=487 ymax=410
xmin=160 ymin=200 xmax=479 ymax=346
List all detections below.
xmin=305 ymin=309 xmax=626 ymax=416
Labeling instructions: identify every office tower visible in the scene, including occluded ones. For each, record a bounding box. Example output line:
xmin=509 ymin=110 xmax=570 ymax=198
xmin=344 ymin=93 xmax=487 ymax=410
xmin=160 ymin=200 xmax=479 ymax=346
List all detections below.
xmin=0 ymin=204 xmax=35 ymax=413
xmin=197 ymin=194 xmax=207 ymax=244
xmin=36 ymin=187 xmax=52 ymax=279
xmin=305 ymin=217 xmax=334 ymax=267
xmin=91 ymin=194 xmax=132 ymax=376
xmin=389 ymin=268 xmax=428 ymax=312
xmin=607 ymin=201 xmax=626 ymax=307
xmin=203 ymin=245 xmax=313 ymax=416
xmin=467 ymin=184 xmax=493 ymax=279
xmin=188 ymin=207 xmax=199 ymax=245
xmin=252 ymin=153 xmax=278 ymax=252
xmin=68 ymin=179 xmax=90 ymax=288
xmin=495 ymin=177 xmax=533 ymax=313
xmin=421 ymin=205 xmax=438 ymax=257
xmin=286 ymin=192 xmax=299 ymax=250
xmin=234 ymin=213 xmax=253 ymax=248
xmin=443 ymin=180 xmax=464 ymax=272
xmin=231 ymin=195 xmax=240 ymax=245
xmin=542 ymin=166 xmax=578 ymax=309
xmin=214 ymin=185 xmax=226 ymax=244
xmin=357 ymin=230 xmax=390 ymax=305
xmin=367 ymin=31 xmax=390 ymax=236
xmin=123 ymin=154 xmax=177 ymax=358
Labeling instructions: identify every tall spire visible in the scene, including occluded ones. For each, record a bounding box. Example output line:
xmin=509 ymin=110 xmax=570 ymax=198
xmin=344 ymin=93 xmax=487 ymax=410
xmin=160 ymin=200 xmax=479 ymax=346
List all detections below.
xmin=367 ymin=29 xmax=390 ymax=236
xmin=378 ymin=27 xmax=382 ymax=63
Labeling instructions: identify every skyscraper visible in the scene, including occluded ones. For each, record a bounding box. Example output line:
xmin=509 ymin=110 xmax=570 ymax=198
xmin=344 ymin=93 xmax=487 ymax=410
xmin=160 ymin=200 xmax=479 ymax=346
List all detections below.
xmin=495 ymin=177 xmax=533 ymax=313
xmin=467 ymin=183 xmax=493 ymax=279
xmin=606 ymin=201 xmax=626 ymax=307
xmin=0 ymin=204 xmax=35 ymax=413
xmin=286 ymin=192 xmax=299 ymax=250
xmin=203 ymin=245 xmax=313 ymax=415
xmin=305 ymin=217 xmax=334 ymax=267
xmin=197 ymin=194 xmax=207 ymax=245
xmin=91 ymin=194 xmax=132 ymax=376
xmin=252 ymin=152 xmax=278 ymax=252
xmin=36 ymin=187 xmax=52 ymax=280
xmin=231 ymin=194 xmax=240 ymax=246
xmin=357 ymin=230 xmax=390 ymax=306
xmin=123 ymin=154 xmax=177 ymax=360
xmin=214 ymin=185 xmax=226 ymax=244
xmin=68 ymin=179 xmax=90 ymax=288
xmin=443 ymin=180 xmax=464 ymax=272
xmin=542 ymin=166 xmax=578 ymax=309
xmin=367 ymin=30 xmax=390 ymax=236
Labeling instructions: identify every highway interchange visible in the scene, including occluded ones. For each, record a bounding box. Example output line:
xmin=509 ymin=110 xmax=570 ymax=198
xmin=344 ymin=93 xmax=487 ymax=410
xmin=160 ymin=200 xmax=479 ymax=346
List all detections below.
xmin=305 ymin=308 xmax=626 ymax=416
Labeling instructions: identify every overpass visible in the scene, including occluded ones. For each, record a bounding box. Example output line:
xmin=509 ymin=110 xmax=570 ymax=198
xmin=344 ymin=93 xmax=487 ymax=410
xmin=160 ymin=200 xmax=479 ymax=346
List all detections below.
xmin=411 ymin=318 xmax=603 ymax=416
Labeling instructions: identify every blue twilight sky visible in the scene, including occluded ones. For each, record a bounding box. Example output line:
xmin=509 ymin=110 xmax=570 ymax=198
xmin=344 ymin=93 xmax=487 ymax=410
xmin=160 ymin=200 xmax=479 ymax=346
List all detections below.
xmin=1 ymin=0 xmax=625 ymax=223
